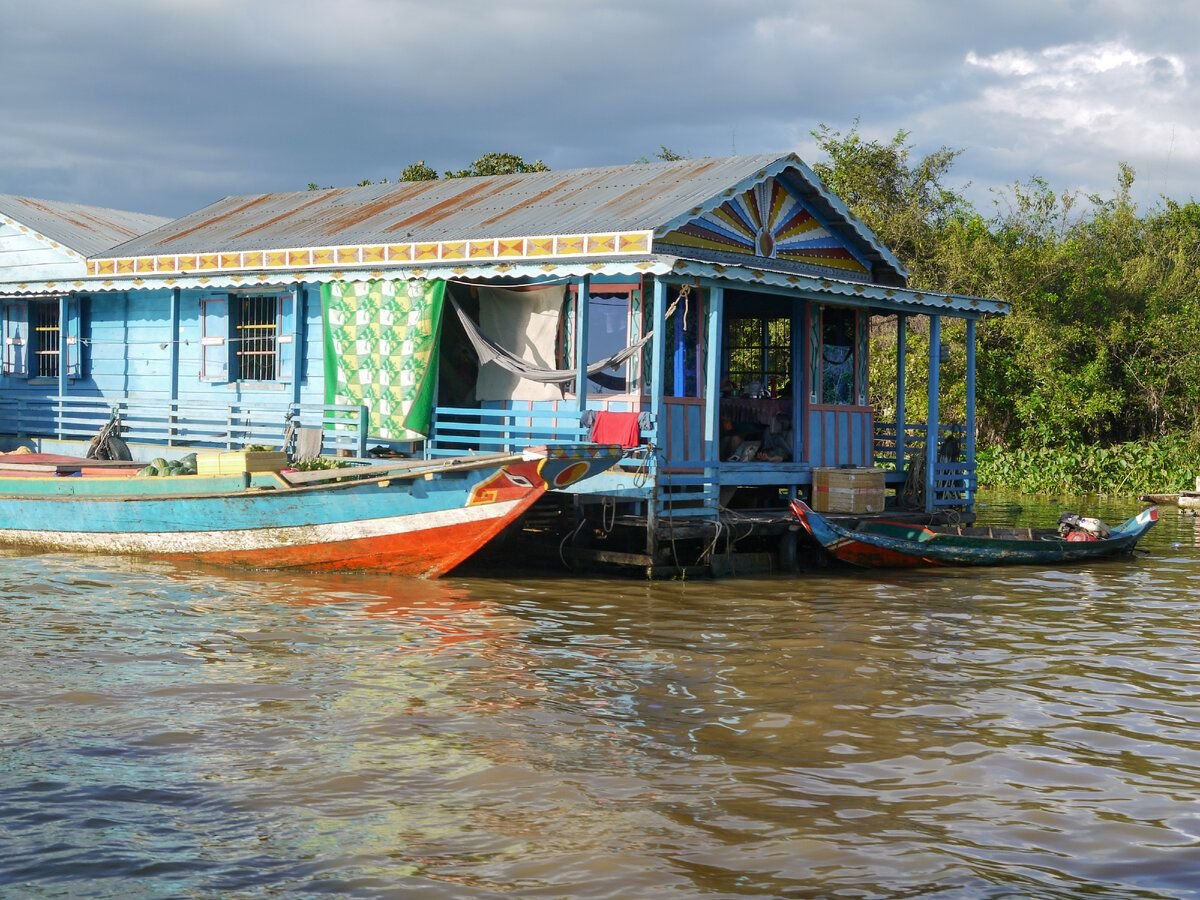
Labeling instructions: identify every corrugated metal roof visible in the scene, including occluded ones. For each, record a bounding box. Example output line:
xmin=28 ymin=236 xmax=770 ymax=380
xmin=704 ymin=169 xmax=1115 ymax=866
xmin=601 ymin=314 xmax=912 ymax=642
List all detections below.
xmin=99 ymin=155 xmax=796 ymax=258
xmin=0 ymin=196 xmax=170 ymax=257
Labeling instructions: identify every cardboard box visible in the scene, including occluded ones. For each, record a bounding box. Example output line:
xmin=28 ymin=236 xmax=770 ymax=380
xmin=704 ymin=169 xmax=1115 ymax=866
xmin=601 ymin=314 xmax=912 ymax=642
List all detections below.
xmin=196 ymin=450 xmax=288 ymax=476
xmin=812 ymin=467 xmax=886 ymax=514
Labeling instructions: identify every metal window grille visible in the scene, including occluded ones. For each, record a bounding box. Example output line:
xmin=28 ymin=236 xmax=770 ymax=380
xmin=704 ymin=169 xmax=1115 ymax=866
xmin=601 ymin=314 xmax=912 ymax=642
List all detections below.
xmin=33 ymin=301 xmax=60 ymax=379
xmin=725 ymin=316 xmax=790 ymax=396
xmin=236 ymin=295 xmax=278 ymax=381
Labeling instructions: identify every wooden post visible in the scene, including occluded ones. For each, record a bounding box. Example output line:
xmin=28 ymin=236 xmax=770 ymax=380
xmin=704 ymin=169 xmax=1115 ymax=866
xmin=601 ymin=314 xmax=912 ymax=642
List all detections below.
xmin=703 ymin=287 xmax=723 ymax=466
xmin=169 ymin=288 xmax=180 ymax=445
xmin=647 ymin=279 xmax=668 ymax=558
xmin=779 ymin=529 xmax=798 ymax=570
xmin=966 ymin=317 xmax=977 ymax=508
xmin=673 ymin=293 xmax=685 ymax=397
xmin=896 ymin=314 xmax=907 ymax=471
xmin=649 ymin=279 xmax=667 ymax=446
xmin=57 ymin=294 xmax=68 ymax=439
xmin=704 ymin=287 xmax=723 ymax=518
xmin=574 ymin=276 xmax=590 ymax=410
xmin=791 ymin=301 xmax=804 ymax=462
xmin=290 ymin=284 xmax=303 ymax=406
xmin=787 ymin=298 xmax=803 ymax=557
xmin=924 ymin=315 xmax=941 ymax=514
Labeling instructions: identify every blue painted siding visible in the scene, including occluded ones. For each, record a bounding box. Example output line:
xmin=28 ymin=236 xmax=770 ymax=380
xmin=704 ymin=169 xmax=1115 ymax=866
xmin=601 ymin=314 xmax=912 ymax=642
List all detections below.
xmin=0 ymin=286 xmax=326 ymax=409
xmin=807 ymin=407 xmax=873 ymax=467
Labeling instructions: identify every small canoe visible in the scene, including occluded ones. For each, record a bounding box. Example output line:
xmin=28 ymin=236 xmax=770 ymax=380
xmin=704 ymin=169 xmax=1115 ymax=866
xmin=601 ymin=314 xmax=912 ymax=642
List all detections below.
xmin=790 ymin=499 xmax=1159 ymax=568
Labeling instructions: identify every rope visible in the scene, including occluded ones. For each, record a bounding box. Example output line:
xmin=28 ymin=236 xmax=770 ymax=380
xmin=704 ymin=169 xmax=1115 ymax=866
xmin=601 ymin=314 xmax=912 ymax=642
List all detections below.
xmin=601 ymin=497 xmax=616 ymax=534
xmin=558 ymin=516 xmax=588 ymax=568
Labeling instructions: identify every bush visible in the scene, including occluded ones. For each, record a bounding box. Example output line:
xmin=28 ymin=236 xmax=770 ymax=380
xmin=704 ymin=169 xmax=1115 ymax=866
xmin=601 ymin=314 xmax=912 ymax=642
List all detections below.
xmin=977 ymin=433 xmax=1198 ymax=495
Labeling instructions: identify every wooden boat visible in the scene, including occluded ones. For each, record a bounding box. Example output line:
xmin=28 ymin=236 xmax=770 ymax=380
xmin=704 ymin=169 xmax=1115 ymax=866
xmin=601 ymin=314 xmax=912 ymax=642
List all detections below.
xmin=790 ymin=498 xmax=1159 ymax=568
xmin=0 ymin=445 xmax=622 ymax=577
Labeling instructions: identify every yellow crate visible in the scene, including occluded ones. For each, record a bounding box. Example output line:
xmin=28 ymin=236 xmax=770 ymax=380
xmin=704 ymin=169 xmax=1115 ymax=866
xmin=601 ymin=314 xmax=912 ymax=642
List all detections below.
xmin=812 ymin=467 xmax=886 ymax=514
xmin=196 ymin=450 xmax=288 ymax=476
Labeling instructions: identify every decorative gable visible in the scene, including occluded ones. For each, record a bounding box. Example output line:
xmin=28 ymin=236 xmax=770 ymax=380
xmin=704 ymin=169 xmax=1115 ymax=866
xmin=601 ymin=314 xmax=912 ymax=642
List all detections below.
xmin=656 ymin=175 xmax=869 ymax=277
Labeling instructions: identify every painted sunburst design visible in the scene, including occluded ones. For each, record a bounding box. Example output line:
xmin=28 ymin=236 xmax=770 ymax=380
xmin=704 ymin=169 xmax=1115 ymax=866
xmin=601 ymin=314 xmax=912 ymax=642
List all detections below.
xmin=661 ymin=176 xmax=868 ymax=275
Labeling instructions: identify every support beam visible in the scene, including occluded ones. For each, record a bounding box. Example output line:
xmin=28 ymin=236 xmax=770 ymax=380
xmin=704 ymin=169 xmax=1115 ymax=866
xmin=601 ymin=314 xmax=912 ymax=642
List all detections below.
xmin=703 ymin=286 xmax=724 ymax=464
xmin=966 ymin=317 xmax=977 ymax=508
xmin=290 ymin=284 xmax=303 ymax=407
xmin=57 ymin=295 xmax=69 ymax=438
xmin=791 ymin=301 xmax=804 ymax=462
xmin=924 ymin=315 xmax=941 ymax=514
xmin=895 ymin=314 xmax=907 ymax=470
xmin=673 ymin=296 xmax=685 ymax=397
xmin=574 ymin=276 xmax=590 ymax=409
xmin=647 ymin=279 xmax=668 ymax=558
xmin=649 ymin=279 xmax=667 ymax=448
xmin=169 ymin=288 xmax=181 ymax=445
xmin=168 ymin=288 xmax=181 ymax=401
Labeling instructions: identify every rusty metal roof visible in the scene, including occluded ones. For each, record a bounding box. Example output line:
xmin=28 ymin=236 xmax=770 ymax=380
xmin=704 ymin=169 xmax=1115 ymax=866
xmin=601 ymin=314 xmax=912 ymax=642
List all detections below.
xmin=98 ymin=155 xmax=803 ymax=256
xmin=0 ymin=195 xmax=170 ymax=257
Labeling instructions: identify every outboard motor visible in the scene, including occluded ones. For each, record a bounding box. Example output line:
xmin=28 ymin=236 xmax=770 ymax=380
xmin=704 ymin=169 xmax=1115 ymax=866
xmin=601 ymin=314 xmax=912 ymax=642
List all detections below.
xmin=1058 ymin=513 xmax=1111 ymax=542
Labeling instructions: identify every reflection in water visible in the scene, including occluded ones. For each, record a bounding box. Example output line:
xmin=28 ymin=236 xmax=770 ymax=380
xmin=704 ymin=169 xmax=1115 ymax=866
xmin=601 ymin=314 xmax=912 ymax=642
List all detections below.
xmin=2 ymin=494 xmax=1200 ymax=896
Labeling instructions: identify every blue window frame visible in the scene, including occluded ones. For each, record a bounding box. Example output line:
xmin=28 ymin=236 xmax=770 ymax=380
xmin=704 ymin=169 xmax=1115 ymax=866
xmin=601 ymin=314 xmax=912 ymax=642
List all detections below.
xmin=199 ymin=292 xmax=294 ymax=384
xmin=2 ymin=297 xmax=83 ymax=380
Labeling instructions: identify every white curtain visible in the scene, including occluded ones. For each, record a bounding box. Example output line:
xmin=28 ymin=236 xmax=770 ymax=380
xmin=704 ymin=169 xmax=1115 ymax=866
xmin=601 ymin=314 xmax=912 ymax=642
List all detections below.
xmin=474 ymin=285 xmax=565 ymax=401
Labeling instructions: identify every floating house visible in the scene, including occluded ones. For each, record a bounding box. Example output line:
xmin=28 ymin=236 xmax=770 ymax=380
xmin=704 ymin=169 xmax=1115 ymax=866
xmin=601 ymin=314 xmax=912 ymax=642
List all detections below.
xmin=0 ymin=156 xmax=1008 ymax=572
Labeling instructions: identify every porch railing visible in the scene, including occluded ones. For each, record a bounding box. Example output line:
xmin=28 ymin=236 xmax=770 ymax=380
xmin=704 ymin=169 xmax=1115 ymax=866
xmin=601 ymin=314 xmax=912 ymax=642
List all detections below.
xmin=874 ymin=421 xmax=974 ymax=508
xmin=428 ymin=405 xmax=592 ymax=456
xmin=0 ymin=395 xmax=370 ymax=457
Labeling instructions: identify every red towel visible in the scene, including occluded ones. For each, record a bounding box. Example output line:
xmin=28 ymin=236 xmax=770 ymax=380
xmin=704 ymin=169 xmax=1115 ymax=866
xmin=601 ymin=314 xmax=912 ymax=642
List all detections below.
xmin=589 ymin=411 xmax=642 ymax=449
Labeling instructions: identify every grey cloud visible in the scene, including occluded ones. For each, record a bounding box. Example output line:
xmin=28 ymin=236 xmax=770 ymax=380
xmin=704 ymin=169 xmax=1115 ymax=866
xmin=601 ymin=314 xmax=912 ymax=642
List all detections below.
xmin=1 ymin=0 xmax=1198 ymax=217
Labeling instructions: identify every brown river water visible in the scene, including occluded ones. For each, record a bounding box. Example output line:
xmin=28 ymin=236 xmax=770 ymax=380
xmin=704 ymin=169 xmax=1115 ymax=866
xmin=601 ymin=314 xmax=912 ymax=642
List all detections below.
xmin=2 ymin=492 xmax=1200 ymax=897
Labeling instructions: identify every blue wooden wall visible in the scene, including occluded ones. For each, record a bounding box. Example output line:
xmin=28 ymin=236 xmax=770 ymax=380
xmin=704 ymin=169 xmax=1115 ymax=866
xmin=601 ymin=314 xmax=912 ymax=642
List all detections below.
xmin=0 ymin=288 xmax=326 ymax=407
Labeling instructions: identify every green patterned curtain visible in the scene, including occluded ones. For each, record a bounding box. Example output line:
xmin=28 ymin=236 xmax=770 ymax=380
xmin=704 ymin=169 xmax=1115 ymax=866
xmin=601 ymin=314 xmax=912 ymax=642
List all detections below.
xmin=321 ymin=279 xmax=446 ymax=440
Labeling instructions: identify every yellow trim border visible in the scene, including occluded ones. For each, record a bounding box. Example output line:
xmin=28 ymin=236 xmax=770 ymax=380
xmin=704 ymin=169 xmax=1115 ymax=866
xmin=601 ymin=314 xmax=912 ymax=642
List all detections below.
xmin=91 ymin=230 xmax=655 ymax=277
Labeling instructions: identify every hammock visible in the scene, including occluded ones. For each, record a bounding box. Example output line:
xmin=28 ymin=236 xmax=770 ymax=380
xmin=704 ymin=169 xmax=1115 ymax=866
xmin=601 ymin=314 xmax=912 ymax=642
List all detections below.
xmin=449 ymin=293 xmax=681 ymax=388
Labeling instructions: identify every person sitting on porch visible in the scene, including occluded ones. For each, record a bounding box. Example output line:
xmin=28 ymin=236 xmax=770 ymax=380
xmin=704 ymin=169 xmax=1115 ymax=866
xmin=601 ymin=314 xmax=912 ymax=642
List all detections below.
xmin=760 ymin=413 xmax=793 ymax=462
xmin=720 ymin=415 xmax=762 ymax=460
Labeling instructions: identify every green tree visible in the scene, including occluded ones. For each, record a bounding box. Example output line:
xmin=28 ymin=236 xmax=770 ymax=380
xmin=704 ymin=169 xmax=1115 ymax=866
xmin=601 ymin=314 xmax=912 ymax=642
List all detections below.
xmin=809 ymin=123 xmax=1200 ymax=459
xmin=809 ymin=124 xmax=973 ymax=429
xmin=443 ymin=152 xmax=549 ymax=178
xmin=310 ymin=153 xmax=548 ymax=190
xmin=636 ymin=145 xmax=686 ymax=163
xmin=810 ymin=123 xmax=968 ymax=283
xmin=398 ymin=160 xmax=439 ymax=182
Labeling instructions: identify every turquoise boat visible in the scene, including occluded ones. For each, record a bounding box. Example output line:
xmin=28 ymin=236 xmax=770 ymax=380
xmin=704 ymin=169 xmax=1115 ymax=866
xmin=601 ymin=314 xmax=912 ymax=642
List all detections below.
xmin=0 ymin=445 xmax=622 ymax=578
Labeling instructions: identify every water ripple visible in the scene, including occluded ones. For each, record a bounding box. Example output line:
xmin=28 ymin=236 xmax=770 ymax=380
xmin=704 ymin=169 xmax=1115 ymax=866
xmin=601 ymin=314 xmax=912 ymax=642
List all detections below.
xmin=2 ymin=498 xmax=1200 ymax=896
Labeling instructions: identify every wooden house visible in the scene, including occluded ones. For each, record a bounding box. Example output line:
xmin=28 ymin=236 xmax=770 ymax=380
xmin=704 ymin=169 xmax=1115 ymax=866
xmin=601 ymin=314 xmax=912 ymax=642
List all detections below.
xmin=0 ymin=157 xmax=1008 ymax=570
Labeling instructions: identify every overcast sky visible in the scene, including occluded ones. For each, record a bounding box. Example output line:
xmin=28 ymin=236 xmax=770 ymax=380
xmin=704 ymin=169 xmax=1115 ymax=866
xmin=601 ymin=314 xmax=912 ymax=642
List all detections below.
xmin=2 ymin=0 xmax=1197 ymax=219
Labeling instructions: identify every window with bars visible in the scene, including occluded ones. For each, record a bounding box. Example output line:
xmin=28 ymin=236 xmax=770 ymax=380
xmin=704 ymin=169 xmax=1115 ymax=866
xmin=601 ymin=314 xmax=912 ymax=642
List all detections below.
xmin=32 ymin=301 xmax=61 ymax=378
xmin=235 ymin=295 xmax=279 ymax=381
xmin=198 ymin=292 xmax=293 ymax=384
xmin=1 ymin=298 xmax=83 ymax=380
xmin=725 ymin=315 xmax=791 ymax=398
